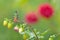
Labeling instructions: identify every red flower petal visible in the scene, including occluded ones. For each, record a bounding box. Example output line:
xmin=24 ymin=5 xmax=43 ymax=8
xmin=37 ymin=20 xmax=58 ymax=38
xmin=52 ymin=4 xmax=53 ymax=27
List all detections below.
xmin=39 ymin=3 xmax=54 ymax=18
xmin=25 ymin=12 xmax=38 ymax=24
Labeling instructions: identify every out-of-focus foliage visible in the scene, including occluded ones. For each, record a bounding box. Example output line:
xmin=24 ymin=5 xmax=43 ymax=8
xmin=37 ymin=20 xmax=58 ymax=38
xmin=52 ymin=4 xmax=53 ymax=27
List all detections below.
xmin=0 ymin=0 xmax=60 ymax=40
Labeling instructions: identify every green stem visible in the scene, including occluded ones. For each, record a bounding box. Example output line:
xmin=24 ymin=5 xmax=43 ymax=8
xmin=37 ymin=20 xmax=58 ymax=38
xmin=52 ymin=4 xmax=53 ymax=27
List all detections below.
xmin=29 ymin=25 xmax=39 ymax=40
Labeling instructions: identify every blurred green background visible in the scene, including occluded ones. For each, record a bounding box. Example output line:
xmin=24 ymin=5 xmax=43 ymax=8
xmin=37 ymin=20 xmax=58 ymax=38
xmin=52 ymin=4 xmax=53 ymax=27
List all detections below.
xmin=0 ymin=0 xmax=60 ymax=40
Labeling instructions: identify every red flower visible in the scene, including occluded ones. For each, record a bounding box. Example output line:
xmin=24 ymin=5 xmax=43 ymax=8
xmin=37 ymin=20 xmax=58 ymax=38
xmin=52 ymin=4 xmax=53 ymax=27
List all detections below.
xmin=39 ymin=3 xmax=54 ymax=18
xmin=25 ymin=12 xmax=38 ymax=24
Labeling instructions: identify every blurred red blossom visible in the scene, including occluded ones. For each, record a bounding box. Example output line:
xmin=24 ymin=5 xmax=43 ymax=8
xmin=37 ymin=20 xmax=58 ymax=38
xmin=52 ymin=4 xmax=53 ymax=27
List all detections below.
xmin=38 ymin=3 xmax=54 ymax=19
xmin=25 ymin=12 xmax=38 ymax=24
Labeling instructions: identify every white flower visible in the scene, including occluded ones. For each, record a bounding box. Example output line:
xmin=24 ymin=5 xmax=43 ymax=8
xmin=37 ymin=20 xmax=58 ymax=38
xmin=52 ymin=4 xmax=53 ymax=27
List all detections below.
xmin=19 ymin=27 xmax=23 ymax=33
xmin=14 ymin=25 xmax=19 ymax=32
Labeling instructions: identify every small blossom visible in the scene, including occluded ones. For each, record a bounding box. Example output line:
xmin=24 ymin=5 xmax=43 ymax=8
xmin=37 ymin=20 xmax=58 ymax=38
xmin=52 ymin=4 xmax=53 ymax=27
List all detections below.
xmin=14 ymin=25 xmax=19 ymax=32
xmin=3 ymin=20 xmax=8 ymax=26
xmin=19 ymin=27 xmax=23 ymax=33
xmin=8 ymin=22 xmax=13 ymax=29
xmin=13 ymin=17 xmax=18 ymax=22
xmin=49 ymin=37 xmax=53 ymax=40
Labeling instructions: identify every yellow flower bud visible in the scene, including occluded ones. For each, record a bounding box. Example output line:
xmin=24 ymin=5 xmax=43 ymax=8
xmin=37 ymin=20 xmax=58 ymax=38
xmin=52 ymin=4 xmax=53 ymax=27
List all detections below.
xmin=8 ymin=22 xmax=13 ymax=29
xmin=49 ymin=37 xmax=53 ymax=40
xmin=3 ymin=20 xmax=8 ymax=26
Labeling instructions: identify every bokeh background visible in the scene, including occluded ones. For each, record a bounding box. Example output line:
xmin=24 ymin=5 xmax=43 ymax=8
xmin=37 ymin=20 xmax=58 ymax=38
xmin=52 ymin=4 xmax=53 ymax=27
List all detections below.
xmin=0 ymin=0 xmax=60 ymax=40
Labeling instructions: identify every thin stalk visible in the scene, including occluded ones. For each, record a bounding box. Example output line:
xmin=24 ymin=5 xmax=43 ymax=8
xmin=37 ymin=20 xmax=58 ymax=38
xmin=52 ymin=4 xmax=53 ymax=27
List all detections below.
xmin=29 ymin=25 xmax=39 ymax=40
